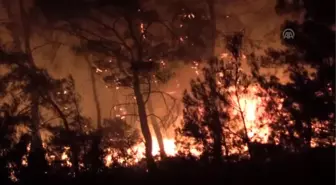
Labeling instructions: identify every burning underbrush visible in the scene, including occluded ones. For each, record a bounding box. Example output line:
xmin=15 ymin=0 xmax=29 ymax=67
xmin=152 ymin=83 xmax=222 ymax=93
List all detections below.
xmin=4 ymin=81 xmax=334 ymax=185
xmin=12 ymin=83 xmax=333 ymax=172
xmin=4 ymin=58 xmax=334 ymax=178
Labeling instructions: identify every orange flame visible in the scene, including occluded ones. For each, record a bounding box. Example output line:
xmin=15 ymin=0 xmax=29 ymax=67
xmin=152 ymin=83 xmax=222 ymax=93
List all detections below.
xmin=104 ymin=85 xmax=272 ymax=166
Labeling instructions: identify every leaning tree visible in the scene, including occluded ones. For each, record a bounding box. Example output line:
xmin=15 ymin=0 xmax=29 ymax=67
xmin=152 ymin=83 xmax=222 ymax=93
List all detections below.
xmin=36 ymin=0 xmax=214 ymax=170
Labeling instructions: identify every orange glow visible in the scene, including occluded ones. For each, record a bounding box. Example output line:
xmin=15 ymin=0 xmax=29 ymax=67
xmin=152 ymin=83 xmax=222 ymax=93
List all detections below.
xmin=228 ymin=85 xmax=271 ymax=143
xmin=104 ymin=84 xmax=274 ymax=166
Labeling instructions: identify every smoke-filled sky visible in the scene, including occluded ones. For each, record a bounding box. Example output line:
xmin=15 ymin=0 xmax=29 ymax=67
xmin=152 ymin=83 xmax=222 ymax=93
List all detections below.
xmin=0 ymin=0 xmax=296 ymax=127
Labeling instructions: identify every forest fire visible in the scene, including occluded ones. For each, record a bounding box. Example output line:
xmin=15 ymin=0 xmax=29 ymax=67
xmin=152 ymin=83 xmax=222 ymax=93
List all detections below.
xmin=228 ymin=85 xmax=275 ymax=143
xmin=102 ymin=84 xmax=273 ymax=166
xmin=1 ymin=0 xmax=334 ymax=184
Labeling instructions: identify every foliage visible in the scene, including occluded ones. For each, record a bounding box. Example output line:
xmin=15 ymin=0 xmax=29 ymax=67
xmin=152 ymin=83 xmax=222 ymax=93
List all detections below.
xmin=251 ymin=0 xmax=335 ymax=150
xmin=179 ymin=53 xmax=262 ymax=160
xmin=0 ymin=0 xmax=334 ymax=184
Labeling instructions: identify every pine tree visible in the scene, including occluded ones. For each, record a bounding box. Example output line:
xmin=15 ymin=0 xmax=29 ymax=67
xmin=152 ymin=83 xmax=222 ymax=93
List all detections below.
xmin=181 ymin=58 xmax=230 ymax=163
xmin=36 ymin=0 xmax=218 ymax=170
xmin=0 ymin=0 xmax=90 ymax=176
xmin=252 ymin=0 xmax=335 ymax=150
xmin=37 ymin=0 xmax=175 ymax=171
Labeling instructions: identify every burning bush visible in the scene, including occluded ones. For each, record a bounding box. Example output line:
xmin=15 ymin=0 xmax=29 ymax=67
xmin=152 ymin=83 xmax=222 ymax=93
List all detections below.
xmin=101 ymin=118 xmax=141 ymax=166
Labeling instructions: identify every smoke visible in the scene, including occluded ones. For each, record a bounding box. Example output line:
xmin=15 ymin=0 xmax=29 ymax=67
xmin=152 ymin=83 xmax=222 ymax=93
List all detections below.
xmin=0 ymin=0 xmax=293 ymax=126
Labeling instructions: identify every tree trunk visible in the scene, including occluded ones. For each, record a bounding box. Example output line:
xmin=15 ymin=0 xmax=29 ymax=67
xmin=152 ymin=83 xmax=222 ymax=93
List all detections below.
xmin=85 ymin=56 xmax=103 ymax=171
xmin=27 ymin=92 xmax=48 ymax=181
xmin=29 ymin=93 xmax=43 ymax=153
xmin=209 ymin=74 xmax=224 ymax=163
xmin=147 ymin=99 xmax=166 ymax=158
xmin=304 ymin=119 xmax=312 ymax=149
xmin=212 ymin=112 xmax=223 ymax=164
xmin=85 ymin=56 xmax=102 ymax=130
xmin=17 ymin=1 xmax=49 ymax=177
xmin=4 ymin=0 xmax=46 ymax=173
xmin=133 ymin=70 xmax=156 ymax=172
xmin=19 ymin=0 xmax=44 ymax=151
xmin=126 ymin=15 xmax=156 ymax=171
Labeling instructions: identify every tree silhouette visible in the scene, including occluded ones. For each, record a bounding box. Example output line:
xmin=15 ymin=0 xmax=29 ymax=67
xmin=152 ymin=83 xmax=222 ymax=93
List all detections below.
xmin=36 ymin=0 xmax=175 ymax=171
xmin=160 ymin=0 xmax=214 ymax=60
xmin=0 ymin=46 xmax=95 ymax=179
xmin=100 ymin=118 xmax=140 ymax=165
xmin=251 ymin=0 xmax=335 ymax=150
xmin=180 ymin=58 xmax=230 ymax=163
xmin=179 ymin=30 xmax=290 ymax=162
xmin=36 ymin=0 xmax=216 ymax=170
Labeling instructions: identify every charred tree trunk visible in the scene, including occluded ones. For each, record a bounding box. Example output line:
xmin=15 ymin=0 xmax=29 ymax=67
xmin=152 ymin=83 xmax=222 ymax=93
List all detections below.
xmin=126 ymin=15 xmax=156 ymax=171
xmin=133 ymin=70 xmax=156 ymax=172
xmin=85 ymin=56 xmax=103 ymax=171
xmin=27 ymin=93 xmax=48 ymax=178
xmin=18 ymin=0 xmax=48 ymax=176
xmin=86 ymin=56 xmax=102 ymax=130
xmin=89 ymin=135 xmax=103 ymax=172
xmin=304 ymin=119 xmax=312 ymax=149
xmin=208 ymin=71 xmax=224 ymax=163
xmin=19 ymin=0 xmax=43 ymax=152
xmin=3 ymin=0 xmax=46 ymax=172
xmin=29 ymin=93 xmax=43 ymax=153
xmin=147 ymin=99 xmax=166 ymax=158
xmin=212 ymin=111 xmax=224 ymax=164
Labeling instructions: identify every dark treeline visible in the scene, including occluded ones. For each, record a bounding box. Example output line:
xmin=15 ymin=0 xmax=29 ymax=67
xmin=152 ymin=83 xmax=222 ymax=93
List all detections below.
xmin=0 ymin=0 xmax=334 ymax=185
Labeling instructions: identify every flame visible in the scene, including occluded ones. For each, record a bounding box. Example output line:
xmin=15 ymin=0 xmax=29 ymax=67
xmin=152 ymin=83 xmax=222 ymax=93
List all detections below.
xmin=132 ymin=138 xmax=177 ymax=157
xmin=18 ymin=81 xmax=331 ymax=169
xmin=103 ymin=85 xmax=272 ymax=166
xmin=21 ymin=57 xmax=284 ymax=169
xmin=17 ymin=51 xmax=332 ymax=170
xmin=104 ymin=137 xmax=202 ymax=166
xmin=228 ymin=86 xmax=271 ymax=143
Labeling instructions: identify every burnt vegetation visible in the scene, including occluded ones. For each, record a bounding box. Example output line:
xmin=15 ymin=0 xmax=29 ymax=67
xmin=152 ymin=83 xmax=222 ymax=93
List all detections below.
xmin=0 ymin=0 xmax=334 ymax=185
